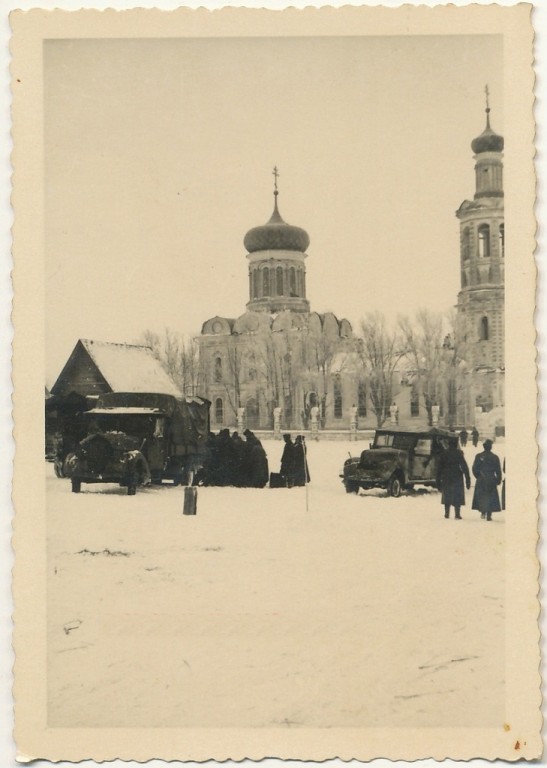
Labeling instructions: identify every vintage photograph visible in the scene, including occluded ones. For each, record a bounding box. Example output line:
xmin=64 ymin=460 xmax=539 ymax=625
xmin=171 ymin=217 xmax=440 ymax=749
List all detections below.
xmin=11 ymin=4 xmax=539 ymax=762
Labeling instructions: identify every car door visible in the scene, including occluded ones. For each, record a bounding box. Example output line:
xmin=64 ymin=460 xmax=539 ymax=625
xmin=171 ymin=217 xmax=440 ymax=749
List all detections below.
xmin=409 ymin=437 xmax=434 ymax=480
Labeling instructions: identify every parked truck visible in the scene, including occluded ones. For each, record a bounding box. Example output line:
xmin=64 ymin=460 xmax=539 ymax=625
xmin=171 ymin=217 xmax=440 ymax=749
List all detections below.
xmin=62 ymin=392 xmax=211 ymax=494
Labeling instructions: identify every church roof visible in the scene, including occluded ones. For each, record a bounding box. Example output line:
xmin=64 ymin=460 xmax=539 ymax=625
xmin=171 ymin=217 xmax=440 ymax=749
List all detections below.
xmin=244 ymin=193 xmax=310 ymax=254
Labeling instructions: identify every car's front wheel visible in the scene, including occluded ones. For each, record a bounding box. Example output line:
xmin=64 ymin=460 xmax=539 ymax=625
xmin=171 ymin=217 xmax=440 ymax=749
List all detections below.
xmin=387 ymin=474 xmax=403 ymax=498
xmin=344 ymin=479 xmax=359 ymax=494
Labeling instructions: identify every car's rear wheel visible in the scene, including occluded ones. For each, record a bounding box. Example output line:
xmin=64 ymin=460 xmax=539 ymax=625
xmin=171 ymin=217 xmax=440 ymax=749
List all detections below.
xmin=387 ymin=474 xmax=403 ymax=498
xmin=344 ymin=480 xmax=359 ymax=494
xmin=71 ymin=479 xmax=81 ymax=493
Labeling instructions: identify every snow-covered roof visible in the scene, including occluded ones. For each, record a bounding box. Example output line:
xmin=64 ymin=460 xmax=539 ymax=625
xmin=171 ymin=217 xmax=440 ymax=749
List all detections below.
xmin=80 ymin=339 xmax=182 ymax=397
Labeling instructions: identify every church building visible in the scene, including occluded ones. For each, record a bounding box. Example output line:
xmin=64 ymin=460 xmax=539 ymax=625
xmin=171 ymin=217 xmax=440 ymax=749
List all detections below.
xmin=455 ymin=89 xmax=505 ymax=432
xmin=197 ymin=171 xmax=360 ymax=431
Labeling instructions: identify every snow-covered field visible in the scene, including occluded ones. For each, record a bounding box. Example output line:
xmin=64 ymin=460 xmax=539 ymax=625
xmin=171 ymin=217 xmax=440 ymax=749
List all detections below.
xmin=47 ymin=439 xmax=505 ymax=729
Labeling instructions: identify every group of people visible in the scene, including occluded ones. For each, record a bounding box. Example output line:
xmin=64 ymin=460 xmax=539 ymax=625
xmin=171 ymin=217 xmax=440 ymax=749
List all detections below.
xmin=458 ymin=426 xmax=480 ymax=448
xmin=197 ymin=429 xmax=269 ymax=488
xmin=436 ymin=437 xmax=504 ymax=521
xmin=279 ymin=433 xmax=311 ymax=488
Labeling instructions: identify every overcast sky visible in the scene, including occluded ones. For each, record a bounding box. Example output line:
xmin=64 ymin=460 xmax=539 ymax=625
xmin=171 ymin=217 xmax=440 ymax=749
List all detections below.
xmin=45 ymin=34 xmax=503 ymax=386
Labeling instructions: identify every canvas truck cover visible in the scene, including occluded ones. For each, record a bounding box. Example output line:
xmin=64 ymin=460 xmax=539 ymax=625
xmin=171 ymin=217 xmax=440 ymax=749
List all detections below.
xmin=95 ymin=392 xmax=211 ymax=455
xmin=170 ymin=397 xmax=211 ymax=456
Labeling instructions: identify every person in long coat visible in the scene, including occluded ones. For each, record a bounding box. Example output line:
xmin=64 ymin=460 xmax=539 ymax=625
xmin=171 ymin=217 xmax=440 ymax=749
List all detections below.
xmin=471 ymin=426 xmax=479 ymax=447
xmin=280 ymin=433 xmax=296 ymax=488
xmin=459 ymin=428 xmax=468 ymax=447
xmin=245 ymin=431 xmax=269 ymax=488
xmin=472 ymin=439 xmax=502 ymax=521
xmin=436 ymin=436 xmax=471 ymax=519
xmin=293 ymin=435 xmax=310 ymax=487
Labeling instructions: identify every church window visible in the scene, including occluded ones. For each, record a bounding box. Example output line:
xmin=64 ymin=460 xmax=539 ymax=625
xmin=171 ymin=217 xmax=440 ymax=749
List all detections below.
xmin=462 ymin=227 xmax=471 ymax=260
xmin=289 ymin=267 xmax=297 ymax=296
xmin=358 ymin=381 xmax=367 ymax=417
xmin=276 ymin=266 xmax=284 ymax=296
xmin=262 ymin=268 xmax=270 ymax=296
xmin=410 ymin=387 xmax=420 ymax=417
xmin=499 ymin=224 xmax=505 ymax=258
xmin=214 ymin=356 xmax=223 ymax=383
xmin=214 ymin=397 xmax=224 ymax=424
xmin=334 ymin=376 xmax=343 ymax=419
xmin=247 ymin=353 xmax=257 ymax=381
xmin=253 ymin=269 xmax=260 ymax=298
xmin=480 ymin=316 xmax=489 ymax=341
xmin=478 ymin=224 xmax=490 ymax=258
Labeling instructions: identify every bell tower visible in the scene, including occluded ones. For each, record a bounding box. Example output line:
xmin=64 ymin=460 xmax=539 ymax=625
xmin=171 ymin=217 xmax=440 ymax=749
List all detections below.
xmin=456 ymin=87 xmax=504 ymax=420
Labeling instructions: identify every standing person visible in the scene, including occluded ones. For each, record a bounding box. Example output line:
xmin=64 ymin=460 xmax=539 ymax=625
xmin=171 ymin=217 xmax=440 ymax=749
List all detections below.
xmin=280 ymin=433 xmax=295 ymax=488
xmin=471 ymin=426 xmax=479 ymax=447
xmin=245 ymin=430 xmax=269 ymax=488
xmin=459 ymin=428 xmax=468 ymax=447
xmin=436 ymin=436 xmax=471 ymax=519
xmin=230 ymin=431 xmax=246 ymax=487
xmin=293 ymin=435 xmax=310 ymax=487
xmin=472 ymin=439 xmax=502 ymax=521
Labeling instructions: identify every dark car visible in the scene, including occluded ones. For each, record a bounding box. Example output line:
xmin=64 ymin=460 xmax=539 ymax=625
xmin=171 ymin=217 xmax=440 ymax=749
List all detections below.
xmin=340 ymin=427 xmax=453 ymax=497
xmin=63 ymin=429 xmax=151 ymax=495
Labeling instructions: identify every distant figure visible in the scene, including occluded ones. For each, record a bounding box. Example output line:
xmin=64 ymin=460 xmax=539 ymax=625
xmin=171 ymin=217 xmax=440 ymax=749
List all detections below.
xmin=436 ymin=436 xmax=471 ymax=520
xmin=390 ymin=402 xmax=399 ymax=425
xmin=215 ymin=429 xmax=233 ymax=486
xmin=472 ymin=439 xmax=502 ymax=521
xmin=350 ymin=404 xmax=358 ymax=430
xmin=459 ymin=428 xmax=468 ymax=447
xmin=471 ymin=426 xmax=479 ymax=447
xmin=231 ymin=431 xmax=246 ymax=487
xmin=244 ymin=430 xmax=269 ymax=488
xmin=293 ymin=435 xmax=310 ymax=486
xmin=280 ymin=433 xmax=295 ymax=488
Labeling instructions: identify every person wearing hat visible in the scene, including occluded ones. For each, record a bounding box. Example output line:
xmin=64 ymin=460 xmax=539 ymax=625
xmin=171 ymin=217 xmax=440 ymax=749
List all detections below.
xmin=471 ymin=439 xmax=502 ymax=521
xmin=436 ymin=436 xmax=471 ymax=519
xmin=280 ymin=433 xmax=296 ymax=488
xmin=293 ymin=435 xmax=310 ymax=487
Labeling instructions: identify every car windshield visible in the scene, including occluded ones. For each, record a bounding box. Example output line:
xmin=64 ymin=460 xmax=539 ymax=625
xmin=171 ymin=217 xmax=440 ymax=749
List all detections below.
xmin=374 ymin=433 xmax=416 ymax=450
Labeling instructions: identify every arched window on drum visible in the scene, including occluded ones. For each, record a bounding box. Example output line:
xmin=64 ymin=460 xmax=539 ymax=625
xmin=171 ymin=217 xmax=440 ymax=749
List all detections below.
xmin=276 ymin=266 xmax=284 ymax=296
xmin=262 ymin=267 xmax=270 ymax=297
xmin=289 ymin=266 xmax=297 ymax=296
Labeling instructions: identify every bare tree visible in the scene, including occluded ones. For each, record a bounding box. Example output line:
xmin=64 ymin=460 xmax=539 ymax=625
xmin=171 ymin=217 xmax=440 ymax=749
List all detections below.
xmin=358 ymin=312 xmax=404 ymax=427
xmin=140 ymin=329 xmax=200 ymax=395
xmin=398 ymin=310 xmax=446 ymax=426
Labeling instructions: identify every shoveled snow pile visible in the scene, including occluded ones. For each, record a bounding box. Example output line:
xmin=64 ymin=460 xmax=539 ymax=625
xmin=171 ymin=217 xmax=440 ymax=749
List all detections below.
xmin=47 ymin=439 xmax=505 ymax=729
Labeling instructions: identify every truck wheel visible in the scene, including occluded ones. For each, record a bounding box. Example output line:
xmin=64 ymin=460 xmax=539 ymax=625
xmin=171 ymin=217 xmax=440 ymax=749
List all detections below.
xmin=387 ymin=474 xmax=403 ymax=498
xmin=71 ymin=479 xmax=81 ymax=493
xmin=344 ymin=480 xmax=359 ymax=494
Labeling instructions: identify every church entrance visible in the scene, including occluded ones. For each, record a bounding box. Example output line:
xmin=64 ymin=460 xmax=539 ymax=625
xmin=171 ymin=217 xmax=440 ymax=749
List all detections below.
xmin=246 ymin=397 xmax=260 ymax=430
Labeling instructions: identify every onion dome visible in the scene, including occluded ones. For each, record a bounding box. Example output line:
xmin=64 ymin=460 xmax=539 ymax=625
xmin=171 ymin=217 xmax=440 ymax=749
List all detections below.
xmin=471 ymin=88 xmax=504 ymax=154
xmin=244 ymin=193 xmax=310 ymax=253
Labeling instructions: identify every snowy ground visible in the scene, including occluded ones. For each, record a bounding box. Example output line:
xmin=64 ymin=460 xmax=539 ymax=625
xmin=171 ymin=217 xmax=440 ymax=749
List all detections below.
xmin=47 ymin=439 xmax=505 ymax=729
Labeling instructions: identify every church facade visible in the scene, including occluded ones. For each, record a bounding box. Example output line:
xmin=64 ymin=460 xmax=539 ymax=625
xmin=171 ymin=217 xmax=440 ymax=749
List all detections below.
xmin=197 ymin=178 xmax=365 ymax=431
xmin=455 ymin=92 xmax=505 ymax=433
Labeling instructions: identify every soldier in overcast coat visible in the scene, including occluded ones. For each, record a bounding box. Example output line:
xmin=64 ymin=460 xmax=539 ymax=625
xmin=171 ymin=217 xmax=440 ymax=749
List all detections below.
xmin=436 ymin=436 xmax=471 ymax=519
xmin=472 ymin=439 xmax=502 ymax=521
